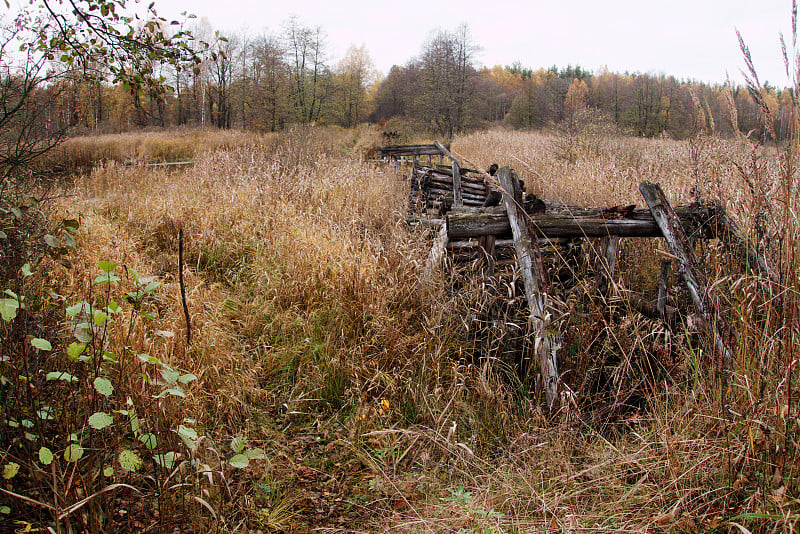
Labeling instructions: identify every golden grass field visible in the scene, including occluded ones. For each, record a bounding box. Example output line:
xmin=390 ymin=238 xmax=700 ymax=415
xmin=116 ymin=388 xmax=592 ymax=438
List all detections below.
xmin=3 ymin=124 xmax=798 ymax=533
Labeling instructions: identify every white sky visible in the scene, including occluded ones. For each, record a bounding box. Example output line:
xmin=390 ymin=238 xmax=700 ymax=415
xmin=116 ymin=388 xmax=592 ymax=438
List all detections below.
xmin=12 ymin=0 xmax=796 ymax=86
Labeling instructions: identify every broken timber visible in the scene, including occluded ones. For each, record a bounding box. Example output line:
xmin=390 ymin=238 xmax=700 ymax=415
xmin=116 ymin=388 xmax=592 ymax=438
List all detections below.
xmin=639 ymin=182 xmax=734 ymax=369
xmin=497 ymin=166 xmax=560 ymax=409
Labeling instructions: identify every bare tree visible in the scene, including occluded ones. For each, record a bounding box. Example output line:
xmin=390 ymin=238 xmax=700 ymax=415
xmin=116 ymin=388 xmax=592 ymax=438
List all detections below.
xmin=417 ymin=24 xmax=478 ymax=140
xmin=283 ymin=17 xmax=331 ymax=123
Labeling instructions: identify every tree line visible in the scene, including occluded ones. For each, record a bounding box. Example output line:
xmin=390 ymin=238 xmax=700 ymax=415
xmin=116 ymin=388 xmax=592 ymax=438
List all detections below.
xmin=4 ymin=8 xmax=793 ymax=146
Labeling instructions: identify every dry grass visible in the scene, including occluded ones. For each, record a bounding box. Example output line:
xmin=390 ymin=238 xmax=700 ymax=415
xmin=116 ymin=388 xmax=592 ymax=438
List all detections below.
xmin=4 ymin=123 xmax=798 ymax=532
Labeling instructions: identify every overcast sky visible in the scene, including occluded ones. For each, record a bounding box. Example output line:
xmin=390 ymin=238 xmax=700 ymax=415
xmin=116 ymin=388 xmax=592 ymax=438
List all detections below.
xmin=39 ymin=0 xmax=800 ymax=86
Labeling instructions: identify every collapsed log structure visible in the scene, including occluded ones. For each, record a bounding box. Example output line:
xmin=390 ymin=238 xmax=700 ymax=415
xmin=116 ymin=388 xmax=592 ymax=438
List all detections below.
xmin=378 ymin=143 xmax=753 ymax=411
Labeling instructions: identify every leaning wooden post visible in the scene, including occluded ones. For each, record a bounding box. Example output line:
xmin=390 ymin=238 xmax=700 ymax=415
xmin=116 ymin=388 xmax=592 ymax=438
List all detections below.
xmin=597 ymin=236 xmax=619 ymax=298
xmin=435 ymin=140 xmax=462 ymax=207
xmin=498 ymin=166 xmax=560 ymax=409
xmin=639 ymin=182 xmax=734 ymax=369
xmin=423 ymin=222 xmax=449 ymax=281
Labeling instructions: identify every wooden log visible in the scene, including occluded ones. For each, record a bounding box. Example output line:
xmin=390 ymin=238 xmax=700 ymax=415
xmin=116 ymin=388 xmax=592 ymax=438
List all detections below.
xmin=498 ymin=166 xmax=560 ymax=410
xmin=378 ymin=144 xmax=446 ymax=157
xmin=426 ymin=166 xmax=487 ymax=185
xmin=657 ymin=259 xmax=672 ymax=320
xmin=424 ymin=174 xmax=487 ymax=194
xmin=425 ymin=186 xmax=486 ymax=202
xmin=446 ymin=205 xmax=716 ymax=240
xmin=626 ymin=292 xmax=678 ymax=324
xmin=424 ymin=223 xmax=449 ymax=281
xmin=597 ymin=236 xmax=619 ymax=297
xmin=433 ymin=141 xmax=463 ymax=207
xmin=639 ymin=181 xmax=733 ymax=369
xmin=446 ymin=237 xmax=569 ymax=250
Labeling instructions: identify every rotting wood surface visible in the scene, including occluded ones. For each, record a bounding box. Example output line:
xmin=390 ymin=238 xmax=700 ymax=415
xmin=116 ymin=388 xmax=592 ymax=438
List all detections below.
xmin=498 ymin=166 xmax=560 ymax=410
xmin=639 ymin=181 xmax=734 ymax=369
xmin=446 ymin=203 xmax=719 ymax=240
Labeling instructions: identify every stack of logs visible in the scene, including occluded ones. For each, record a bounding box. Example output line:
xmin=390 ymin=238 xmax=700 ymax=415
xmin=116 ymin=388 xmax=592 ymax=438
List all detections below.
xmin=411 ymin=165 xmax=491 ymax=212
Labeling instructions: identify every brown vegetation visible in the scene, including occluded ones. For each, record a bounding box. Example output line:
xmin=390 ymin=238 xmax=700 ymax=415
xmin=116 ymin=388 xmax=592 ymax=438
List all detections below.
xmin=1 ymin=123 xmax=798 ymax=532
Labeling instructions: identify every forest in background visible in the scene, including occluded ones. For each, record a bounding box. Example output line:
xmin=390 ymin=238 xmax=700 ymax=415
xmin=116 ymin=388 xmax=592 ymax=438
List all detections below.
xmin=4 ymin=10 xmax=793 ymax=144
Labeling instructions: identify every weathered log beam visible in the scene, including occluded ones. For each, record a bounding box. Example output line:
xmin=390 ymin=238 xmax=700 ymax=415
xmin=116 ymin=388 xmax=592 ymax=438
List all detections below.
xmin=378 ymin=144 xmax=446 ymax=157
xmin=424 ymin=174 xmax=487 ymax=194
xmin=446 ymin=205 xmax=717 ymax=240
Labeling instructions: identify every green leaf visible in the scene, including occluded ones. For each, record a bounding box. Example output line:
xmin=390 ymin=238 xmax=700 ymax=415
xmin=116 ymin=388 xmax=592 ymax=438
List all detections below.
xmin=138 ymin=353 xmax=163 ymax=366
xmin=230 ymin=435 xmax=247 ymax=454
xmin=43 ymin=234 xmax=61 ymax=248
xmin=142 ymin=280 xmax=162 ymax=294
xmin=118 ymin=449 xmax=142 ymax=472
xmin=62 ymin=233 xmax=76 ymax=251
xmin=0 ymin=298 xmax=19 ymax=321
xmin=245 ymin=448 xmax=266 ymax=460
xmin=66 ymin=302 xmax=87 ymax=318
xmin=228 ymin=454 xmax=249 ymax=469
xmin=67 ymin=342 xmax=87 ymax=361
xmin=0 ymin=505 xmax=10 ymax=514
xmin=21 ymin=264 xmax=33 ymax=277
xmin=3 ymin=462 xmax=20 ymax=479
xmin=130 ymin=413 xmax=140 ymax=435
xmin=97 ymin=261 xmax=118 ymax=272
xmin=93 ymin=377 xmax=113 ymax=396
xmin=177 ymin=425 xmax=198 ymax=450
xmin=160 ymin=367 xmax=180 ymax=385
xmin=158 ymin=386 xmax=186 ymax=398
xmin=30 ymin=338 xmax=52 ymax=351
xmin=46 ymin=371 xmax=77 ymax=382
xmin=94 ymin=271 xmax=121 ymax=284
xmin=39 ymin=447 xmax=53 ymax=465
xmin=103 ymin=465 xmax=114 ymax=477
xmin=153 ymin=451 xmax=178 ymax=469
xmin=139 ymin=433 xmax=157 ymax=450
xmin=88 ymin=411 xmax=113 ymax=430
xmin=65 ymin=443 xmax=84 ymax=462
xmin=37 ymin=406 xmax=54 ymax=420
xmin=178 ymin=373 xmax=197 ymax=384
xmin=93 ymin=310 xmax=108 ymax=326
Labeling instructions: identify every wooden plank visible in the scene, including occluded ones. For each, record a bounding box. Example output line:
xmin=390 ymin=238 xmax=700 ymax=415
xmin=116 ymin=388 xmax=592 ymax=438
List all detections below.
xmin=498 ymin=166 xmax=560 ymax=410
xmin=639 ymin=181 xmax=733 ymax=369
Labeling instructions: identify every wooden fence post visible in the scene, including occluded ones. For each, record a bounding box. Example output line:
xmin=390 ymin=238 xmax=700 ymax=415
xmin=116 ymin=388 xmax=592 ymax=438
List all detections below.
xmin=639 ymin=182 xmax=734 ymax=369
xmin=498 ymin=166 xmax=560 ymax=409
xmin=435 ymin=141 xmax=462 ymax=207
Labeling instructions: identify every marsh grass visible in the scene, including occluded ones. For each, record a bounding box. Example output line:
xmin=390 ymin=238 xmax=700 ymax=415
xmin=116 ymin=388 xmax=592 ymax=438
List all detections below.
xmin=4 ymin=107 xmax=800 ymax=532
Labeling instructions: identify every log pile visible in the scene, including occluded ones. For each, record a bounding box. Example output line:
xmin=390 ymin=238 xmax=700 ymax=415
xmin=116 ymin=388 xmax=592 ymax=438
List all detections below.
xmin=410 ymin=165 xmax=490 ymax=212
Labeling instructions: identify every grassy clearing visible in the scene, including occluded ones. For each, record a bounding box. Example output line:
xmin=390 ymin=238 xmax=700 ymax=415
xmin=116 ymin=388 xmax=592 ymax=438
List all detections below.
xmin=1 ymin=125 xmax=798 ymax=532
